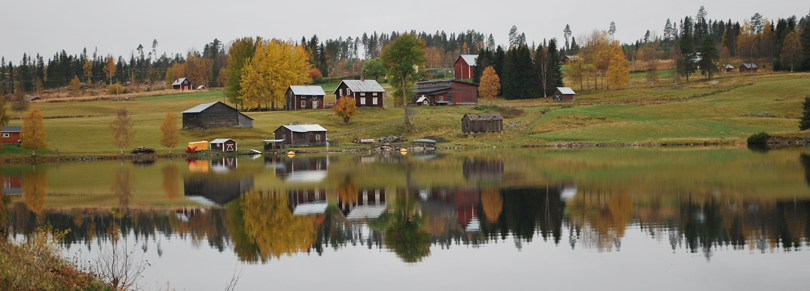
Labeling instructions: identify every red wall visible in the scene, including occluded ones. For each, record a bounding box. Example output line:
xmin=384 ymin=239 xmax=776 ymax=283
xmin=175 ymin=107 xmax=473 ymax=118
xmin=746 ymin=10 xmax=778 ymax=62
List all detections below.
xmin=1 ymin=132 xmax=20 ymax=144
xmin=453 ymin=58 xmax=475 ymax=79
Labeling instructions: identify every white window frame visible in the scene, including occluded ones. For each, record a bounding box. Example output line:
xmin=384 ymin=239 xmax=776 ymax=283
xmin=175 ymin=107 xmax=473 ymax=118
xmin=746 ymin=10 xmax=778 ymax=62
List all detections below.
xmin=360 ymin=97 xmax=366 ymax=105
xmin=372 ymin=97 xmax=378 ymax=105
xmin=360 ymin=92 xmax=365 ymax=96
xmin=301 ymin=100 xmax=306 ymax=108
xmin=315 ymin=134 xmax=320 ymax=141
xmin=373 ymin=92 xmax=378 ymax=96
xmin=1 ymin=133 xmax=8 ymax=138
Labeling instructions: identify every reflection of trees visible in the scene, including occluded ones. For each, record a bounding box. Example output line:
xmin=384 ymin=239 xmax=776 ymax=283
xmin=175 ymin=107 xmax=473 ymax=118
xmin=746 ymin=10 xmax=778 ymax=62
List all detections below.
xmin=22 ymin=170 xmax=48 ymax=214
xmin=481 ymin=189 xmax=502 ymax=223
xmin=111 ymin=166 xmax=132 ymax=210
xmin=479 ymin=188 xmax=565 ymax=247
xmin=567 ymin=191 xmax=631 ymax=251
xmin=337 ymin=176 xmax=358 ymax=205
xmin=801 ymin=154 xmax=810 ymax=186
xmin=161 ymin=164 xmax=180 ymax=201
xmin=230 ymin=191 xmax=316 ymax=263
xmin=385 ymin=190 xmax=430 ymax=263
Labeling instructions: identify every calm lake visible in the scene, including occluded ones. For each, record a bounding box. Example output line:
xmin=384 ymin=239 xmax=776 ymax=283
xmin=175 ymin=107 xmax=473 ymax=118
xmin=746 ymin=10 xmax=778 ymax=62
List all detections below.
xmin=2 ymin=147 xmax=810 ymax=290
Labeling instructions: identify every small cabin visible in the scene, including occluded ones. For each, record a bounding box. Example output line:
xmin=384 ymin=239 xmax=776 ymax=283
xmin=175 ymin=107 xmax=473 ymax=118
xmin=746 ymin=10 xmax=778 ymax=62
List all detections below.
xmin=210 ymin=139 xmax=237 ymax=152
xmin=274 ymin=124 xmax=328 ymax=147
xmin=412 ymin=79 xmax=478 ymax=106
xmin=172 ymin=78 xmax=192 ymax=90
xmin=461 ymin=113 xmax=503 ymax=134
xmin=1 ymin=126 xmax=21 ymax=144
xmin=561 ymin=55 xmax=580 ymax=64
xmin=286 ymin=85 xmax=326 ymax=110
xmin=26 ymin=96 xmax=42 ymax=102
xmin=453 ymin=55 xmax=478 ymax=79
xmin=741 ymin=63 xmax=758 ymax=73
xmin=196 ymin=85 xmax=207 ymax=90
xmin=720 ymin=64 xmax=734 ymax=73
xmin=333 ymin=78 xmax=385 ymax=108
xmin=552 ymin=87 xmax=576 ymax=102
xmin=182 ymin=101 xmax=253 ymax=129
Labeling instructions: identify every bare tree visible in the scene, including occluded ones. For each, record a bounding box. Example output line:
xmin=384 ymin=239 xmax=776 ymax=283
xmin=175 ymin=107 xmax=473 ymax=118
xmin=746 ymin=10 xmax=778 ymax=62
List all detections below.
xmin=93 ymin=229 xmax=148 ymax=290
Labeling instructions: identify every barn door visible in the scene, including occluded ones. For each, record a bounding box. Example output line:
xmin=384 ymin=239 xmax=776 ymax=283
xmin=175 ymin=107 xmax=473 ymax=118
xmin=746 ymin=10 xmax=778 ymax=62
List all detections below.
xmin=226 ymin=143 xmax=234 ymax=151
xmin=313 ymin=101 xmax=319 ymax=109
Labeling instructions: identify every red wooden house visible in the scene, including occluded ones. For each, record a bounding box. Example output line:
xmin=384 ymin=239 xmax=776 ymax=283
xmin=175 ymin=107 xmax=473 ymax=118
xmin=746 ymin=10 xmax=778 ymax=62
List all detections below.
xmin=172 ymin=78 xmax=192 ymax=90
xmin=552 ymin=87 xmax=576 ymax=102
xmin=333 ymin=78 xmax=385 ymax=108
xmin=1 ymin=126 xmax=21 ymax=144
xmin=412 ymin=79 xmax=478 ymax=106
xmin=286 ymin=85 xmax=326 ymax=110
xmin=740 ymin=63 xmax=758 ymax=73
xmin=210 ymin=138 xmax=237 ymax=152
xmin=453 ymin=55 xmax=478 ymax=79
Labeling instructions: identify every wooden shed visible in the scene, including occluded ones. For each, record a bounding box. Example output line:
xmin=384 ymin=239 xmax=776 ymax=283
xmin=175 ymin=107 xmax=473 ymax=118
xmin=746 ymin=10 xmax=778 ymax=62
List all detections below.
xmin=172 ymin=78 xmax=192 ymax=90
xmin=182 ymin=101 xmax=253 ymax=129
xmin=461 ymin=113 xmax=503 ymax=134
xmin=552 ymin=87 xmax=576 ymax=102
xmin=210 ymin=139 xmax=237 ymax=152
xmin=286 ymin=85 xmax=326 ymax=110
xmin=273 ymin=124 xmax=328 ymax=147
xmin=741 ymin=63 xmax=758 ymax=73
xmin=413 ymin=80 xmax=478 ymax=106
xmin=1 ymin=126 xmax=21 ymax=144
xmin=333 ymin=78 xmax=385 ymax=108
xmin=453 ymin=55 xmax=477 ymax=79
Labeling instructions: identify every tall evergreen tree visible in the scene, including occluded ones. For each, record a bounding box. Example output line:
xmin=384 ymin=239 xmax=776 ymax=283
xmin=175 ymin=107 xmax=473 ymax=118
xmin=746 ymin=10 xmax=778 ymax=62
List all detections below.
xmin=546 ymin=39 xmax=564 ymax=96
xmin=679 ymin=32 xmax=697 ymax=82
xmin=802 ymin=22 xmax=810 ymax=71
xmin=801 ymin=97 xmax=810 ymax=131
xmin=699 ymin=35 xmax=719 ymax=79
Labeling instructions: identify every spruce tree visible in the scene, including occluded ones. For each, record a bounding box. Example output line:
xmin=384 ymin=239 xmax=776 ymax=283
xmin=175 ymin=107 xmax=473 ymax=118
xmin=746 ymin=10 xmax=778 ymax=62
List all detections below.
xmin=800 ymin=97 xmax=810 ymax=131
xmin=699 ymin=35 xmax=719 ymax=79
xmin=679 ymin=33 xmax=697 ymax=82
xmin=801 ymin=23 xmax=810 ymax=71
xmin=546 ymin=39 xmax=564 ymax=96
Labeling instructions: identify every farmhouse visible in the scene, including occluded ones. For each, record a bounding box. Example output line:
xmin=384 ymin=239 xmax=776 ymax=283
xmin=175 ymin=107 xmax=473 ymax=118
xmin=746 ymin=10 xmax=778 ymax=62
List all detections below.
xmin=1 ymin=126 xmax=21 ymax=144
xmin=412 ymin=79 xmax=478 ymax=106
xmin=334 ymin=78 xmax=385 ymax=108
xmin=210 ymin=138 xmax=237 ymax=152
xmin=453 ymin=55 xmax=477 ymax=79
xmin=182 ymin=101 xmax=253 ymax=129
xmin=172 ymin=78 xmax=192 ymax=90
xmin=274 ymin=124 xmax=328 ymax=147
xmin=286 ymin=85 xmax=326 ymax=110
xmin=741 ymin=63 xmax=758 ymax=73
xmin=461 ymin=113 xmax=503 ymax=134
xmin=552 ymin=87 xmax=576 ymax=102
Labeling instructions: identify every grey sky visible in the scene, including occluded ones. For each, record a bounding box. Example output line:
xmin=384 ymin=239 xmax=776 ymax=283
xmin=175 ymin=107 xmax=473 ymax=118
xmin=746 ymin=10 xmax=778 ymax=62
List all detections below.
xmin=1 ymin=0 xmax=807 ymax=61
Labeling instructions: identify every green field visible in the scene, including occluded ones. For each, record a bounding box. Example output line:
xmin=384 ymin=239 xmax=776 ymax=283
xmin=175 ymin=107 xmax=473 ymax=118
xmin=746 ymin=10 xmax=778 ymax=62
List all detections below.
xmin=1 ymin=71 xmax=808 ymax=156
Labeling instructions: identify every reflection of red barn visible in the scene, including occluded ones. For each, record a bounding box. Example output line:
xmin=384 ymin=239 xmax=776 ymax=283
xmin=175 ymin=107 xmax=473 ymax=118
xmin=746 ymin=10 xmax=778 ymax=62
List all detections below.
xmin=287 ymin=188 xmax=328 ymax=215
xmin=338 ymin=188 xmax=387 ymax=220
xmin=453 ymin=187 xmax=480 ymax=231
xmin=453 ymin=55 xmax=477 ymax=80
xmin=2 ymin=174 xmax=22 ymax=195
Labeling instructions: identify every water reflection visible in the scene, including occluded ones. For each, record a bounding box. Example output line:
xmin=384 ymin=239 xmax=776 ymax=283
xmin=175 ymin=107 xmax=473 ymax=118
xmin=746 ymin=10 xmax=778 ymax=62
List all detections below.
xmin=183 ymin=176 xmax=254 ymax=206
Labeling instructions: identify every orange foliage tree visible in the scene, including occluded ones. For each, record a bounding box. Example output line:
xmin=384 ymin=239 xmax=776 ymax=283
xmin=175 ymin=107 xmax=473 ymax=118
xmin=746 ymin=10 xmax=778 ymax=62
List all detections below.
xmin=160 ymin=112 xmax=179 ymax=153
xmin=333 ymin=96 xmax=358 ymax=124
xmin=21 ymin=107 xmax=47 ymax=156
xmin=478 ymin=66 xmax=501 ymax=98
xmin=309 ymin=68 xmax=323 ymax=79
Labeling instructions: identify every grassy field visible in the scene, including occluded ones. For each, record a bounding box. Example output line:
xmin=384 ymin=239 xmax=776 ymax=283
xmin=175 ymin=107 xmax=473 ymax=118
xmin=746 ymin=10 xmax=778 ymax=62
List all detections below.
xmin=1 ymin=71 xmax=808 ymax=156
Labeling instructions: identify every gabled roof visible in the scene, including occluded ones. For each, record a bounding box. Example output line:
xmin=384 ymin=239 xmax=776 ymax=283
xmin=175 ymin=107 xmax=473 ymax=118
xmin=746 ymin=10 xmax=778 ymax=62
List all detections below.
xmin=457 ymin=55 xmax=478 ymax=66
xmin=462 ymin=112 xmax=503 ymax=121
xmin=334 ymin=80 xmax=385 ymax=93
xmin=182 ymin=101 xmax=254 ymax=119
xmin=413 ymin=86 xmax=452 ymax=94
xmin=289 ymin=85 xmax=326 ymax=96
xmin=742 ymin=63 xmax=758 ymax=69
xmin=416 ymin=96 xmax=430 ymax=103
xmin=172 ymin=77 xmax=188 ymax=85
xmin=280 ymin=124 xmax=327 ymax=132
xmin=556 ymin=87 xmax=576 ymax=95
xmin=26 ymin=96 xmax=42 ymax=101
xmin=210 ymin=138 xmax=235 ymax=144
xmin=1 ymin=126 xmax=22 ymax=133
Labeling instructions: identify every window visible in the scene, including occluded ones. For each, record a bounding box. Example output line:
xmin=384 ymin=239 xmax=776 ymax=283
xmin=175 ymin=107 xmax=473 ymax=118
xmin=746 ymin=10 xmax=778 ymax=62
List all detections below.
xmin=315 ymin=134 xmax=320 ymax=141
xmin=347 ymin=88 xmax=352 ymax=95
xmin=301 ymin=101 xmax=306 ymax=108
xmin=340 ymin=88 xmax=344 ymax=96
xmin=360 ymin=97 xmax=366 ymax=105
xmin=372 ymin=97 xmax=377 ymax=105
xmin=1 ymin=133 xmax=8 ymax=138
xmin=360 ymin=92 xmax=365 ymax=96
xmin=373 ymin=92 xmax=377 ymax=96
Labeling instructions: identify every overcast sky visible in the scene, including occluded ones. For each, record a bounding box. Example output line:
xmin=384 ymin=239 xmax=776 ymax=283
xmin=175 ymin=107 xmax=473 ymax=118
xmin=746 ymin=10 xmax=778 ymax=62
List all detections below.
xmin=0 ymin=0 xmax=807 ymax=61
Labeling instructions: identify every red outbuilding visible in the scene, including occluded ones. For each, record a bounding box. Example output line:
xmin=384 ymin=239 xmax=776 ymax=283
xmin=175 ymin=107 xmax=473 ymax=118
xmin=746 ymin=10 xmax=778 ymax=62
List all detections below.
xmin=412 ymin=79 xmax=478 ymax=106
xmin=172 ymin=78 xmax=192 ymax=90
xmin=552 ymin=87 xmax=576 ymax=102
xmin=453 ymin=55 xmax=478 ymax=80
xmin=1 ymin=126 xmax=21 ymax=144
xmin=740 ymin=63 xmax=758 ymax=73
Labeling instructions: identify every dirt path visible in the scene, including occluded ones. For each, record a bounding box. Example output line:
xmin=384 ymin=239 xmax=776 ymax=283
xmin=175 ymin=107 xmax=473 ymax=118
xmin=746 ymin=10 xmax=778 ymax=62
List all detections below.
xmin=331 ymin=108 xmax=418 ymax=136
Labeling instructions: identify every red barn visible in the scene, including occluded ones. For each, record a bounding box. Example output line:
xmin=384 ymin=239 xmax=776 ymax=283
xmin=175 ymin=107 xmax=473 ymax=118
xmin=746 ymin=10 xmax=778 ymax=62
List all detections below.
xmin=552 ymin=87 xmax=576 ymax=102
xmin=333 ymin=78 xmax=386 ymax=108
xmin=412 ymin=79 xmax=478 ymax=106
xmin=740 ymin=63 xmax=758 ymax=73
xmin=1 ymin=126 xmax=21 ymax=144
xmin=172 ymin=78 xmax=192 ymax=90
xmin=210 ymin=139 xmax=237 ymax=152
xmin=453 ymin=55 xmax=477 ymax=80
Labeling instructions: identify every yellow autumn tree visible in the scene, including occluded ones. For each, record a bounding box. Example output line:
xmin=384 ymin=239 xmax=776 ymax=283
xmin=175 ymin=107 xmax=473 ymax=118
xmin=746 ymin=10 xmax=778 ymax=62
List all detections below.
xmin=21 ymin=107 xmax=47 ymax=156
xmin=22 ymin=171 xmax=48 ymax=214
xmin=333 ymin=96 xmax=359 ymax=124
xmin=241 ymin=191 xmax=315 ymax=260
xmin=239 ymin=40 xmax=312 ymax=110
xmin=478 ymin=66 xmax=501 ymax=98
xmin=83 ymin=58 xmax=93 ymax=84
xmin=164 ymin=62 xmax=185 ymax=86
xmin=565 ymin=56 xmax=587 ymax=91
xmin=160 ymin=112 xmax=179 ymax=153
xmin=780 ymin=30 xmax=803 ymax=72
xmin=69 ymin=75 xmax=81 ymax=96
xmin=103 ymin=54 xmax=116 ymax=85
xmin=109 ymin=108 xmax=135 ymax=155
xmin=605 ymin=41 xmax=629 ymax=89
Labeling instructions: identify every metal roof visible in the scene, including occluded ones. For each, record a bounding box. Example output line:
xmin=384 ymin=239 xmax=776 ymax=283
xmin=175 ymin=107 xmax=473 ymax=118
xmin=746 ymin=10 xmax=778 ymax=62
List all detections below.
xmin=26 ymin=96 xmax=42 ymax=101
xmin=1 ymin=126 xmax=22 ymax=133
xmin=281 ymin=124 xmax=327 ymax=132
xmin=210 ymin=139 xmax=235 ymax=144
xmin=556 ymin=87 xmax=576 ymax=95
xmin=172 ymin=78 xmax=187 ymax=85
xmin=335 ymin=80 xmax=385 ymax=93
xmin=182 ymin=101 xmax=218 ymax=113
xmin=413 ymin=86 xmax=451 ymax=94
xmin=293 ymin=201 xmax=328 ymax=215
xmin=463 ymin=112 xmax=503 ymax=121
xmin=416 ymin=96 xmax=429 ymax=103
xmin=459 ymin=55 xmax=478 ymax=65
xmin=346 ymin=205 xmax=388 ymax=220
xmin=742 ymin=63 xmax=758 ymax=69
xmin=289 ymin=85 xmax=325 ymax=96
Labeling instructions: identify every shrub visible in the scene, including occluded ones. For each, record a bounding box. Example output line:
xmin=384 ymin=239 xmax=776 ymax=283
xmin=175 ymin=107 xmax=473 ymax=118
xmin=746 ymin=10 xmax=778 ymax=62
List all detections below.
xmin=800 ymin=97 xmax=810 ymax=130
xmin=747 ymin=132 xmax=770 ymax=145
xmin=107 ymin=83 xmax=124 ymax=95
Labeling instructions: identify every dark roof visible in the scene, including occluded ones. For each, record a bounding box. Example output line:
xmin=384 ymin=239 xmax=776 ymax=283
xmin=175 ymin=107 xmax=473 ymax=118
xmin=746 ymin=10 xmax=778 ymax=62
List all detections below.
xmin=418 ymin=79 xmax=479 ymax=87
xmin=741 ymin=63 xmax=758 ymax=69
xmin=413 ymin=86 xmax=452 ymax=94
xmin=1 ymin=126 xmax=22 ymax=133
xmin=26 ymin=96 xmax=42 ymax=101
xmin=182 ymin=101 xmax=254 ymax=120
xmin=462 ymin=113 xmax=503 ymax=121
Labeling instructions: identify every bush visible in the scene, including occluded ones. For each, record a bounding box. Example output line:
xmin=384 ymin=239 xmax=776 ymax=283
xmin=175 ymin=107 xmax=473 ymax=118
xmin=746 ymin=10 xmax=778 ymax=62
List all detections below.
xmin=747 ymin=132 xmax=770 ymax=145
xmin=800 ymin=97 xmax=810 ymax=130
xmin=107 ymin=83 xmax=124 ymax=95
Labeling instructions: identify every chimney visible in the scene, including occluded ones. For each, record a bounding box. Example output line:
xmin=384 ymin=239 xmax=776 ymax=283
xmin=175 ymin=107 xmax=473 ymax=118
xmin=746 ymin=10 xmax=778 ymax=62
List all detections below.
xmin=360 ymin=75 xmax=365 ymax=82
